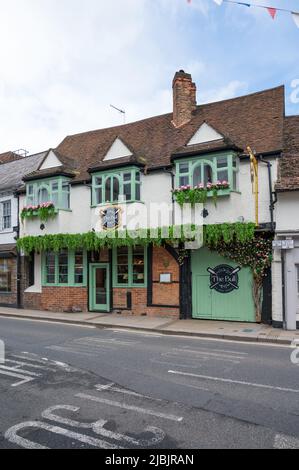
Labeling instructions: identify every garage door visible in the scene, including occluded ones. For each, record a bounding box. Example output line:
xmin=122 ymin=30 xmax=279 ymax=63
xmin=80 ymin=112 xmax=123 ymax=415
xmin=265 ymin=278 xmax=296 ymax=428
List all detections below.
xmin=191 ymin=247 xmax=255 ymax=322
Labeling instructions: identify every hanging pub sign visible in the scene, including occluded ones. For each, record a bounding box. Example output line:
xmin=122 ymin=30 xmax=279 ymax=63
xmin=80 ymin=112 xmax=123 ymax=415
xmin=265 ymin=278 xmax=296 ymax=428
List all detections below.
xmin=207 ymin=265 xmax=241 ymax=294
xmin=101 ymin=206 xmax=122 ymax=231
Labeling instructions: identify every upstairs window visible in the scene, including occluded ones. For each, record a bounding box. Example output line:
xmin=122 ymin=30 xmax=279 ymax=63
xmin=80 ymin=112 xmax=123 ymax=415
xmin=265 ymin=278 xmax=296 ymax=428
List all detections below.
xmin=92 ymin=168 xmax=141 ymax=205
xmin=26 ymin=177 xmax=71 ymax=210
xmin=0 ymin=200 xmax=11 ymax=230
xmin=176 ymin=153 xmax=238 ymax=190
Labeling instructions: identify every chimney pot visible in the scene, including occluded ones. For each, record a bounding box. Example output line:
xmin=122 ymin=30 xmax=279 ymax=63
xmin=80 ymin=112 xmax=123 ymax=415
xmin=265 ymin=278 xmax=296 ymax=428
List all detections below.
xmin=172 ymin=70 xmax=197 ymax=128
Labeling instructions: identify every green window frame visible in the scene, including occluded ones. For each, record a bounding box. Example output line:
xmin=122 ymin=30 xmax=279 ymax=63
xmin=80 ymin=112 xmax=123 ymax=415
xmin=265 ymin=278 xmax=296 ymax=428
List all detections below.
xmin=42 ymin=250 xmax=87 ymax=287
xmin=113 ymin=246 xmax=147 ymax=288
xmin=26 ymin=177 xmax=71 ymax=210
xmin=92 ymin=167 xmax=141 ymax=206
xmin=175 ymin=152 xmax=238 ymax=191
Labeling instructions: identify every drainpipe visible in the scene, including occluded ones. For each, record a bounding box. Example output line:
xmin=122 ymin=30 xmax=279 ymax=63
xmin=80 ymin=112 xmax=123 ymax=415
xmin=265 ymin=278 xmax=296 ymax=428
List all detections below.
xmin=258 ymin=156 xmax=276 ymax=231
xmin=281 ymin=248 xmax=286 ymax=329
xmin=163 ymin=168 xmax=175 ymax=226
xmin=13 ymin=190 xmax=22 ymax=309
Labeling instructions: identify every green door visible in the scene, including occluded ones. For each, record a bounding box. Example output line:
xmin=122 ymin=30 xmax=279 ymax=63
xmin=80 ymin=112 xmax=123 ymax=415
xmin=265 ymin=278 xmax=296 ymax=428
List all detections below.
xmin=191 ymin=247 xmax=255 ymax=322
xmin=89 ymin=264 xmax=110 ymax=312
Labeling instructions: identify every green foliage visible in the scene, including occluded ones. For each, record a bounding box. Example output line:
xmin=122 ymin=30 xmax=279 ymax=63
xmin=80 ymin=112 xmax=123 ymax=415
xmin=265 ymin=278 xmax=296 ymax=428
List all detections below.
xmin=17 ymin=222 xmax=257 ymax=256
xmin=205 ymin=222 xmax=256 ymax=246
xmin=17 ymin=225 xmax=199 ymax=255
xmin=206 ymin=233 xmax=272 ymax=279
xmin=173 ymin=183 xmax=230 ymax=207
xmin=21 ymin=203 xmax=56 ymax=223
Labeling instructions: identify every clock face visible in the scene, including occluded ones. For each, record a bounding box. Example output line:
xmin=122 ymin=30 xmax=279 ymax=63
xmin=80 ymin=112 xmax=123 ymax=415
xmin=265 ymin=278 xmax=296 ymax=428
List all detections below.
xmin=207 ymin=264 xmax=241 ymax=294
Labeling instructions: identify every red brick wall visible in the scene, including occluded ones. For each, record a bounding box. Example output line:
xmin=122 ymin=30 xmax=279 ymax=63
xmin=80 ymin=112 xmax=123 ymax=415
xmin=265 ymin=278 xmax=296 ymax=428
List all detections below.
xmin=24 ymin=287 xmax=87 ymax=313
xmin=22 ymin=246 xmax=180 ymax=318
xmin=152 ymin=246 xmax=179 ymax=306
xmin=113 ymin=246 xmax=180 ymax=318
xmin=113 ymin=287 xmax=179 ymax=318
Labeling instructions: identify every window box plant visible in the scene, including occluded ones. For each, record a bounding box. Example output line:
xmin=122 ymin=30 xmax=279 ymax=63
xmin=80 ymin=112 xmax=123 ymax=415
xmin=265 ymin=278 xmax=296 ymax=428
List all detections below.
xmin=21 ymin=202 xmax=57 ymax=222
xmin=172 ymin=181 xmax=230 ymax=207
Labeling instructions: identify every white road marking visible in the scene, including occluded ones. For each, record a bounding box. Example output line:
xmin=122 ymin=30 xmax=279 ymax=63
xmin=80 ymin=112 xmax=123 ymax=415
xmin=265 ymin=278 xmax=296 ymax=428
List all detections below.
xmin=5 ymin=421 xmax=122 ymax=449
xmin=12 ymin=354 xmax=51 ymax=365
xmin=41 ymin=405 xmax=165 ymax=447
xmin=168 ymin=370 xmax=299 ymax=393
xmin=12 ymin=353 xmax=77 ymax=372
xmin=163 ymin=352 xmax=240 ymax=364
xmin=46 ymin=345 xmax=96 ymax=356
xmin=0 ymin=365 xmax=41 ymax=377
xmin=76 ymin=393 xmax=183 ymax=422
xmin=5 ymin=359 xmax=56 ymax=371
xmin=151 ymin=359 xmax=202 ymax=369
xmin=95 ymin=383 xmax=163 ymax=401
xmin=42 ymin=405 xmax=101 ymax=429
xmin=181 ymin=346 xmax=248 ymax=356
xmin=168 ymin=348 xmax=246 ymax=360
xmin=274 ymin=433 xmax=299 ymax=449
xmin=75 ymin=337 xmax=138 ymax=346
xmin=0 ymin=369 xmax=34 ymax=387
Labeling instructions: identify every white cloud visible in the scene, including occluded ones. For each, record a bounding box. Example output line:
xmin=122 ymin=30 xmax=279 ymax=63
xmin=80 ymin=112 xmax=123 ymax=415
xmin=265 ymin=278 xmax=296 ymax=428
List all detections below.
xmin=200 ymin=80 xmax=249 ymax=104
xmin=0 ymin=0 xmax=295 ymax=155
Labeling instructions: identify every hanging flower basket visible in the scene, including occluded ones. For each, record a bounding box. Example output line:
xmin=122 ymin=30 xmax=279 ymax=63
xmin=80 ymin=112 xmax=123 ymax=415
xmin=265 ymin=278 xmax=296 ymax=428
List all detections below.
xmin=21 ymin=202 xmax=57 ymax=222
xmin=172 ymin=181 xmax=230 ymax=207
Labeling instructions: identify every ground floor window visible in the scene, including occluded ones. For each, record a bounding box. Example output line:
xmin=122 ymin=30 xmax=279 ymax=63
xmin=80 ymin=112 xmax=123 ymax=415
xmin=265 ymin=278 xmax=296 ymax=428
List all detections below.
xmin=43 ymin=250 xmax=87 ymax=286
xmin=0 ymin=258 xmax=13 ymax=292
xmin=113 ymin=246 xmax=147 ymax=287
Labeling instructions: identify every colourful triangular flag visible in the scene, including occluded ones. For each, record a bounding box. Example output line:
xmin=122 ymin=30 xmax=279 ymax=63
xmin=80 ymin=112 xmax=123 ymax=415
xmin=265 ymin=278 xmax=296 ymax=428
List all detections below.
xmin=267 ymin=7 xmax=277 ymax=19
xmin=213 ymin=0 xmax=223 ymax=5
xmin=292 ymin=12 xmax=299 ymax=28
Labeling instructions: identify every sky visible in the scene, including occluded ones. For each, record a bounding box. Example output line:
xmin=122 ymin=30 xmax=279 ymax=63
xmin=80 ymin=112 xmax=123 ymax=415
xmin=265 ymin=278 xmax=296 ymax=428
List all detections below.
xmin=0 ymin=0 xmax=298 ymax=155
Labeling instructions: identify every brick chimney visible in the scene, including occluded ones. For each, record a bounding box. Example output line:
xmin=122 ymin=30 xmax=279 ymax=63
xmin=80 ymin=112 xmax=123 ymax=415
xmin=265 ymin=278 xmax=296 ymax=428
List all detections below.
xmin=172 ymin=70 xmax=197 ymax=128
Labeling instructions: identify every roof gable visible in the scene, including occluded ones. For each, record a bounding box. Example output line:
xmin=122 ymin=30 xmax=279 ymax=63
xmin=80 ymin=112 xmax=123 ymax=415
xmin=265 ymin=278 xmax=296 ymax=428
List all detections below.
xmin=103 ymin=137 xmax=133 ymax=161
xmin=187 ymin=122 xmax=223 ymax=146
xmin=39 ymin=150 xmax=63 ymax=170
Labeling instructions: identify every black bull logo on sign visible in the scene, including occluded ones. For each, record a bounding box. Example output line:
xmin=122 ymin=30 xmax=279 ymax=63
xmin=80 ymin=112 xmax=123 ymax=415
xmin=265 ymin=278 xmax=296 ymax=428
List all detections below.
xmin=207 ymin=265 xmax=241 ymax=294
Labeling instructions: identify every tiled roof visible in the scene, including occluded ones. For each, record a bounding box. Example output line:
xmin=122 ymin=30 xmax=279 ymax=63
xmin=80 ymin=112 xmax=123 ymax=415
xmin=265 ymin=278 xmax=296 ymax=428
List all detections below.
xmin=0 ymin=152 xmax=23 ymax=165
xmin=0 ymin=151 xmax=47 ymax=192
xmin=54 ymin=85 xmax=284 ymax=182
xmin=276 ymin=116 xmax=299 ymax=191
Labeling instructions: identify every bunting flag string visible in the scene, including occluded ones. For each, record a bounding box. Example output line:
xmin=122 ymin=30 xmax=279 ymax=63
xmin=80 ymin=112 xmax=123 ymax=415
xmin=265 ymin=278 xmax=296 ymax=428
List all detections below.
xmin=187 ymin=0 xmax=299 ymax=28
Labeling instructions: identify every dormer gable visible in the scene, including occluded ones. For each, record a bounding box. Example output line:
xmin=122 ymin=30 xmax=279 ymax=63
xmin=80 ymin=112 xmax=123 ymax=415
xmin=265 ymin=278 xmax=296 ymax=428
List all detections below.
xmin=104 ymin=138 xmax=133 ymax=161
xmin=39 ymin=150 xmax=63 ymax=170
xmin=187 ymin=122 xmax=224 ymax=146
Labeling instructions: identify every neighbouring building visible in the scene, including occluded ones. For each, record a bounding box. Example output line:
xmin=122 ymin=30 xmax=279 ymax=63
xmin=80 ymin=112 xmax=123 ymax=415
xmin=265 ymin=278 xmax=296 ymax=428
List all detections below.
xmin=274 ymin=116 xmax=299 ymax=330
xmin=0 ymin=152 xmax=46 ymax=307
xmin=16 ymin=71 xmax=287 ymax=324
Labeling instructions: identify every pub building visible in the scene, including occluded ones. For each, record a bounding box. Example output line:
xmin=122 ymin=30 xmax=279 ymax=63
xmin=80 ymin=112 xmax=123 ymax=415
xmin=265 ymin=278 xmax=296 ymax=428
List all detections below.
xmin=15 ymin=70 xmax=289 ymax=326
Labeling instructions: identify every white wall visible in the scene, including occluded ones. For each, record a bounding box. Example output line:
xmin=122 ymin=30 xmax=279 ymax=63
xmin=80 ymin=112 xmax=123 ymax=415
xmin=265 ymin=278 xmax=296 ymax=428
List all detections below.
xmin=0 ymin=192 xmax=18 ymax=245
xmin=276 ymin=191 xmax=299 ymax=232
xmin=20 ymin=158 xmax=278 ymax=238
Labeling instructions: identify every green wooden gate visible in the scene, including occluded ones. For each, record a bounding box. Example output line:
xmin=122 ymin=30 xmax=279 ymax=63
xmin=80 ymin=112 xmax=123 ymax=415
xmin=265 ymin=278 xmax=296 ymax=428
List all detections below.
xmin=191 ymin=247 xmax=255 ymax=322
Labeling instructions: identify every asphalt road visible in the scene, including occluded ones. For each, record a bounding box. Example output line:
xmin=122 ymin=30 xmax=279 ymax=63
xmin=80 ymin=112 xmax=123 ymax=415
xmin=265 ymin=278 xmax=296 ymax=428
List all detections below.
xmin=0 ymin=316 xmax=298 ymax=449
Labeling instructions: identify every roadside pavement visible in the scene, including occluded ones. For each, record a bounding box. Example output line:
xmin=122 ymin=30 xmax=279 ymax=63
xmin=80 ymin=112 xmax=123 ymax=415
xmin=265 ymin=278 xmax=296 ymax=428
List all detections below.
xmin=0 ymin=306 xmax=298 ymax=346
